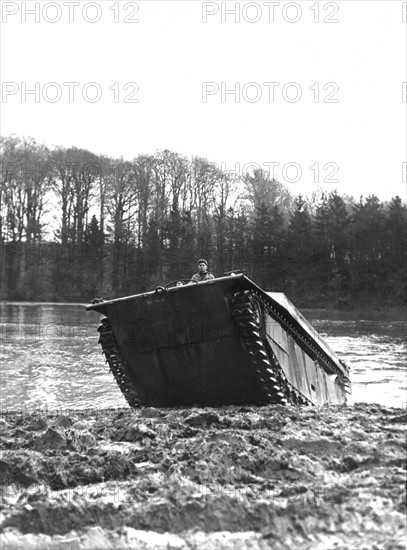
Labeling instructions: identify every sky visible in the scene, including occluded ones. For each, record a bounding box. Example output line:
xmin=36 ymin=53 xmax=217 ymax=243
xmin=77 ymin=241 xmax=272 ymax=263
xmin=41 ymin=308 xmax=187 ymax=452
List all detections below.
xmin=1 ymin=0 xmax=406 ymax=201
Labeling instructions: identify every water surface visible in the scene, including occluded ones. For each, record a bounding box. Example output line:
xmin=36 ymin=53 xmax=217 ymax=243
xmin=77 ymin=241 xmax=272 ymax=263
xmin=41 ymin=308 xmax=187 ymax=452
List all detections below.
xmin=0 ymin=303 xmax=405 ymax=411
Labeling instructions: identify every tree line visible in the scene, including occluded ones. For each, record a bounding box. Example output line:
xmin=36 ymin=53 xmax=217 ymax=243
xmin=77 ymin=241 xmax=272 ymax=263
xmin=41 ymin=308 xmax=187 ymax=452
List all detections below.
xmin=0 ymin=135 xmax=405 ymax=307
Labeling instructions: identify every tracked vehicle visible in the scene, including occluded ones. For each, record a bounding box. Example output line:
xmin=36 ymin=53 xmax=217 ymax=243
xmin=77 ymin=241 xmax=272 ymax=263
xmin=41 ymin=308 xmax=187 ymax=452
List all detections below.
xmin=86 ymin=274 xmax=351 ymax=407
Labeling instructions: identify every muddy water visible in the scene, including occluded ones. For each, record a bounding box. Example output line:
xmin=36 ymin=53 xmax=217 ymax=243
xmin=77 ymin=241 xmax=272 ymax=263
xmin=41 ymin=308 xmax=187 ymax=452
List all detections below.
xmin=306 ymin=315 xmax=406 ymax=408
xmin=0 ymin=303 xmax=405 ymax=411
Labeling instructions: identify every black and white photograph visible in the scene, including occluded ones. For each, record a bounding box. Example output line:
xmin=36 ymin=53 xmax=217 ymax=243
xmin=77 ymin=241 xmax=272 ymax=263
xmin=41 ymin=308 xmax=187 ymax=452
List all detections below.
xmin=0 ymin=1 xmax=406 ymax=548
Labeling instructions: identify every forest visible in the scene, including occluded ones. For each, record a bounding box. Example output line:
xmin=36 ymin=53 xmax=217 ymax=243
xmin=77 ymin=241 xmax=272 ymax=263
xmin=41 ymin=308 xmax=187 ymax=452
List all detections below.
xmin=0 ymin=135 xmax=406 ymax=308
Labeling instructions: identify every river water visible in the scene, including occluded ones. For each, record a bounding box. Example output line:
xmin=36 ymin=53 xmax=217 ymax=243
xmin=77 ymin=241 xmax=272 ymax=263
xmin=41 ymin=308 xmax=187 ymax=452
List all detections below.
xmin=0 ymin=303 xmax=405 ymax=412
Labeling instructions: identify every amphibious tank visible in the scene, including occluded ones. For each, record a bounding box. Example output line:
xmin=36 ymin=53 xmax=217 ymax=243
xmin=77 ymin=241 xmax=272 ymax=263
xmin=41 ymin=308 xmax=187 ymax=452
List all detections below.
xmin=86 ymin=274 xmax=351 ymax=407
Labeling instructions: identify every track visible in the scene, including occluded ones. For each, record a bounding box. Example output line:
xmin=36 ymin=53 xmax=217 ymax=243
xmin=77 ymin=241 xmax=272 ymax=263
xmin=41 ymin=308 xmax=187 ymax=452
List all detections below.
xmin=232 ymin=290 xmax=311 ymax=406
xmin=97 ymin=317 xmax=141 ymax=408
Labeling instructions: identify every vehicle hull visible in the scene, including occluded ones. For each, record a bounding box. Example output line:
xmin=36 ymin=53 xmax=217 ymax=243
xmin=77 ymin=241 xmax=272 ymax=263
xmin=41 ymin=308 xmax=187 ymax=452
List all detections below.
xmin=87 ymin=275 xmax=351 ymax=407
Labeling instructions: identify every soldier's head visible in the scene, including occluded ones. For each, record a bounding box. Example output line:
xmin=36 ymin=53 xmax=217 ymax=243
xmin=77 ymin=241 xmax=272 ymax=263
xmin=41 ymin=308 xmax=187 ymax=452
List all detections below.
xmin=197 ymin=259 xmax=208 ymax=273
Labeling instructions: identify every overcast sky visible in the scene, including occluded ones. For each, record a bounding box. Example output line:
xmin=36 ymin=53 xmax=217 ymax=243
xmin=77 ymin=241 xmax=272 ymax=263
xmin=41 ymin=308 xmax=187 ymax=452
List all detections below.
xmin=1 ymin=0 xmax=406 ymax=200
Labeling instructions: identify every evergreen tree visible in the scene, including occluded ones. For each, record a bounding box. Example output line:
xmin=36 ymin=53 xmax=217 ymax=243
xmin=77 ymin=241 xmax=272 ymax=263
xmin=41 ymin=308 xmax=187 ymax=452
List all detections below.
xmin=179 ymin=210 xmax=196 ymax=278
xmin=327 ymin=192 xmax=350 ymax=295
xmin=381 ymin=196 xmax=407 ymax=303
xmin=313 ymin=193 xmax=331 ymax=291
xmin=349 ymin=195 xmax=385 ymax=302
xmin=286 ymin=195 xmax=315 ymax=300
xmin=144 ymin=217 xmax=163 ymax=289
xmin=83 ymin=215 xmax=105 ymax=298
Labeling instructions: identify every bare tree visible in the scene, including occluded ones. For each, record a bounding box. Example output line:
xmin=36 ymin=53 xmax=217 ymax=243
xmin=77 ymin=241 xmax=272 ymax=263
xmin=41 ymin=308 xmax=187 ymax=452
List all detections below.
xmin=0 ymin=136 xmax=52 ymax=297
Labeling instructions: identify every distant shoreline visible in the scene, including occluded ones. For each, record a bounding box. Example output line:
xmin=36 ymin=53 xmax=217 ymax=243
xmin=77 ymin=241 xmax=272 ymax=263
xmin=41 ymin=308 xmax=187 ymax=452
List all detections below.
xmin=1 ymin=299 xmax=405 ymax=320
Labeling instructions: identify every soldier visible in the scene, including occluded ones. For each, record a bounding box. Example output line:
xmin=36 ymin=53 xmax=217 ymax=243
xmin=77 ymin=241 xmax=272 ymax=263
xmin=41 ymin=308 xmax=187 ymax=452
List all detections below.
xmin=191 ymin=259 xmax=215 ymax=282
